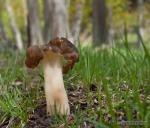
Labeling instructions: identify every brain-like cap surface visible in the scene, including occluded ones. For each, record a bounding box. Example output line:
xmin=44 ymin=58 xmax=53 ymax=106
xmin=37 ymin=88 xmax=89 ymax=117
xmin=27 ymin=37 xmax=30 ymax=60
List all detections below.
xmin=25 ymin=37 xmax=79 ymax=73
xmin=25 ymin=45 xmax=43 ymax=68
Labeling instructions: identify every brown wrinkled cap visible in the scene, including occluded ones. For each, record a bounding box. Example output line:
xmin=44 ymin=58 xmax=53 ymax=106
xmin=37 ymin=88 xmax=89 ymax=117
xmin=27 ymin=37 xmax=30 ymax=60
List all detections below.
xmin=25 ymin=45 xmax=43 ymax=68
xmin=25 ymin=37 xmax=79 ymax=73
xmin=46 ymin=37 xmax=79 ymax=73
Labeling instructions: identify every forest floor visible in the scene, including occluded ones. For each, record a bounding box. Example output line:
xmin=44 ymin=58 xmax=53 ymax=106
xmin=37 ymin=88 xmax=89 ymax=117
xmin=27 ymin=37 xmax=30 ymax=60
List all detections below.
xmin=0 ymin=43 xmax=150 ymax=128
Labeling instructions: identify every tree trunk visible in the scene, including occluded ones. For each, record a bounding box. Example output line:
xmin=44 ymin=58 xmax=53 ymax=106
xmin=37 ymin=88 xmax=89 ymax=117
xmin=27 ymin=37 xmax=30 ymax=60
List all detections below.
xmin=71 ymin=1 xmax=83 ymax=43
xmin=0 ymin=20 xmax=7 ymax=42
xmin=5 ymin=0 xmax=23 ymax=52
xmin=137 ymin=0 xmax=144 ymax=46
xmin=43 ymin=0 xmax=53 ymax=43
xmin=92 ymin=0 xmax=108 ymax=46
xmin=44 ymin=0 xmax=69 ymax=40
xmin=138 ymin=0 xmax=143 ymax=28
xmin=108 ymin=6 xmax=114 ymax=44
xmin=27 ymin=0 xmax=43 ymax=46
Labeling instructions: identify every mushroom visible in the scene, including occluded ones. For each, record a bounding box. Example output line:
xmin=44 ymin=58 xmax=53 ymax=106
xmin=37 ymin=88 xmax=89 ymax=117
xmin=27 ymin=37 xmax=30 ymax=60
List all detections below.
xmin=25 ymin=37 xmax=79 ymax=115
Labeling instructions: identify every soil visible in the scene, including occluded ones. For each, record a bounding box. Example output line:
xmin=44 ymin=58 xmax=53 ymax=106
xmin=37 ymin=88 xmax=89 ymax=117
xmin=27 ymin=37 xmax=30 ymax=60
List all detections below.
xmin=1 ymin=84 xmax=143 ymax=128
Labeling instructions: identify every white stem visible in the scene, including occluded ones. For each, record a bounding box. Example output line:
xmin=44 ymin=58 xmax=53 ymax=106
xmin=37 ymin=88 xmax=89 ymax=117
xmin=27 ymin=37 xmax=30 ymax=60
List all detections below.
xmin=43 ymin=55 xmax=70 ymax=115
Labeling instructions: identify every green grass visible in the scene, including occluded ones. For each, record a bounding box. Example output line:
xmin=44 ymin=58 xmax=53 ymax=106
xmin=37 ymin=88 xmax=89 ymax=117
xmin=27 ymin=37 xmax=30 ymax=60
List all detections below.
xmin=0 ymin=42 xmax=150 ymax=127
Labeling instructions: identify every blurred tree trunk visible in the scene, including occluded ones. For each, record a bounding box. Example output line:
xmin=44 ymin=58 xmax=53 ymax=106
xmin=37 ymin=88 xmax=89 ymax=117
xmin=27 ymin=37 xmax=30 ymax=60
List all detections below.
xmin=5 ymin=0 xmax=23 ymax=52
xmin=92 ymin=0 xmax=108 ymax=46
xmin=71 ymin=1 xmax=83 ymax=43
xmin=0 ymin=20 xmax=7 ymax=42
xmin=43 ymin=0 xmax=52 ymax=43
xmin=138 ymin=0 xmax=143 ymax=29
xmin=43 ymin=0 xmax=69 ymax=40
xmin=108 ymin=7 xmax=114 ymax=44
xmin=27 ymin=0 xmax=43 ymax=46
xmin=137 ymin=0 xmax=144 ymax=46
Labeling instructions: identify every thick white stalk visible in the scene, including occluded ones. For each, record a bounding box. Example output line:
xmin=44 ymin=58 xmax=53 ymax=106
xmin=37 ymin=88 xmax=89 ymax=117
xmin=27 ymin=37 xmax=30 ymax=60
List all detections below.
xmin=43 ymin=56 xmax=70 ymax=115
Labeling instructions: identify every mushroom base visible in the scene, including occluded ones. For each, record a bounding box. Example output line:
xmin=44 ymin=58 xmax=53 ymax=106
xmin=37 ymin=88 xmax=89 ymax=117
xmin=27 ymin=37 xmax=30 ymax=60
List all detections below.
xmin=44 ymin=60 xmax=70 ymax=116
xmin=45 ymin=88 xmax=70 ymax=116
